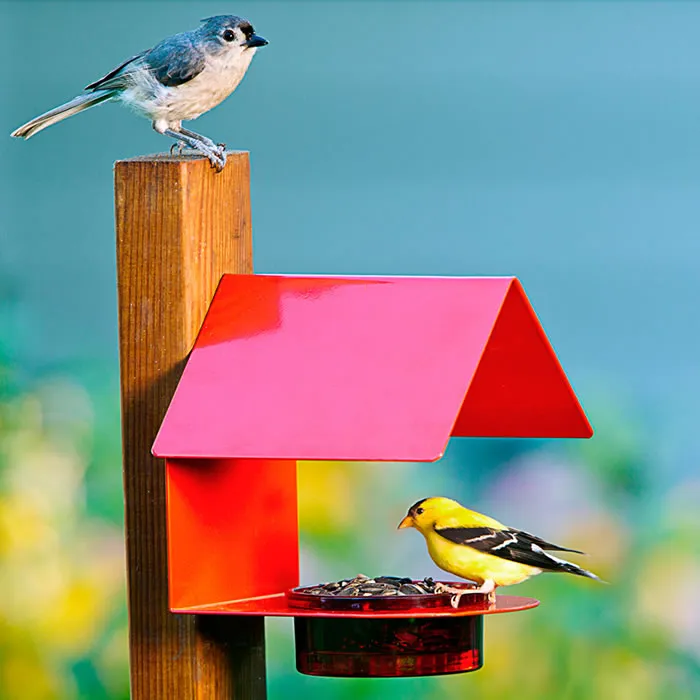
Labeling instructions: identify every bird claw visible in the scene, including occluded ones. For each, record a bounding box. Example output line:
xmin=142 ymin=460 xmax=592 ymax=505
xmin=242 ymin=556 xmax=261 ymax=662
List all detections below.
xmin=207 ymin=149 xmax=226 ymax=172
xmin=169 ymin=142 xmax=192 ymax=158
xmin=182 ymin=141 xmax=226 ymax=171
xmin=164 ymin=127 xmax=226 ymax=169
xmin=435 ymin=582 xmax=469 ymax=608
xmin=435 ymin=580 xmax=497 ymax=608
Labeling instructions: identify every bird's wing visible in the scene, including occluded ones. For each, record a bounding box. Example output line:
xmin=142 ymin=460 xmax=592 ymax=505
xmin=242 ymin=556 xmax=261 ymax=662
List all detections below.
xmin=85 ymin=53 xmax=148 ymax=91
xmin=85 ymin=33 xmax=206 ymax=92
xmin=513 ymin=530 xmax=585 ymax=554
xmin=143 ymin=34 xmax=207 ymax=87
xmin=434 ymin=525 xmax=593 ymax=576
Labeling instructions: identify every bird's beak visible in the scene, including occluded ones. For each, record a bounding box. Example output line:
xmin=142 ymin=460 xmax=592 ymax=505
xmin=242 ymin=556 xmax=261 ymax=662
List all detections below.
xmin=397 ymin=515 xmax=413 ymax=530
xmin=245 ymin=34 xmax=268 ymax=48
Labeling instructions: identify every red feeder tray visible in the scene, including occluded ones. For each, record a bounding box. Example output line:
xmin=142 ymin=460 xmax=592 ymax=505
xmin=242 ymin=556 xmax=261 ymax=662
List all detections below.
xmin=173 ymin=586 xmax=539 ymax=678
xmin=287 ymin=584 xmax=538 ymax=677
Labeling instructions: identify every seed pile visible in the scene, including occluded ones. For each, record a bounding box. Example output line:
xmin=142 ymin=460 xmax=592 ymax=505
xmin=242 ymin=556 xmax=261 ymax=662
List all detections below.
xmin=301 ymin=574 xmax=440 ymax=597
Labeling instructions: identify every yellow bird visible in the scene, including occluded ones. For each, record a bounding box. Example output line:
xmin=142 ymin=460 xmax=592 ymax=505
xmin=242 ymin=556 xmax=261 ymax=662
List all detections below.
xmin=398 ymin=497 xmax=600 ymax=606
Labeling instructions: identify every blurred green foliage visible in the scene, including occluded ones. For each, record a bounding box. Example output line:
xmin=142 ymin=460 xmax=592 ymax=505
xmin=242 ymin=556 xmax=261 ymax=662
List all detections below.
xmin=3 ymin=334 xmax=700 ymax=699
xmin=0 ymin=353 xmax=129 ymax=700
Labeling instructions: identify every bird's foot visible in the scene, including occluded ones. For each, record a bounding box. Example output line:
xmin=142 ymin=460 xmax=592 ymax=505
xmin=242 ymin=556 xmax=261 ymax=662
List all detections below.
xmin=206 ymin=148 xmax=226 ymax=172
xmin=169 ymin=142 xmax=185 ymax=156
xmin=164 ymin=128 xmax=226 ymax=171
xmin=196 ymin=141 xmax=226 ymax=171
xmin=186 ymin=142 xmax=226 ymax=171
xmin=436 ymin=580 xmax=496 ymax=608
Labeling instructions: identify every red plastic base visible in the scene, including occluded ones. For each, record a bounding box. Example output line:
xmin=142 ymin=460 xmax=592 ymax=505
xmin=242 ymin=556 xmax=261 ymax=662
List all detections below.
xmin=295 ymin=615 xmax=483 ymax=677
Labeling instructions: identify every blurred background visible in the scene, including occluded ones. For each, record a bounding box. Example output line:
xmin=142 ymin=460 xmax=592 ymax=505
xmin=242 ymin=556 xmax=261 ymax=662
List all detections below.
xmin=2 ymin=1 xmax=699 ymax=698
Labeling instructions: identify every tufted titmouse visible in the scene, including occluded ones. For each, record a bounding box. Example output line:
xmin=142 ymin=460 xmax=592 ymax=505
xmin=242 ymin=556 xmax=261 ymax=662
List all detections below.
xmin=11 ymin=15 xmax=268 ymax=171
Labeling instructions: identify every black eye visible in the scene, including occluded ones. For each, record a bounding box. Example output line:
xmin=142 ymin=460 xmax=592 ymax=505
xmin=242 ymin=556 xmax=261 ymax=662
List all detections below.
xmin=416 ymin=507 xmax=424 ymax=515
xmin=223 ymin=29 xmax=236 ymax=42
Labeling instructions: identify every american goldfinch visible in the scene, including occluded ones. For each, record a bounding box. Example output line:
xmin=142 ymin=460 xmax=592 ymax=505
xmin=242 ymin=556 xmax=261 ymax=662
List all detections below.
xmin=398 ymin=497 xmax=600 ymax=606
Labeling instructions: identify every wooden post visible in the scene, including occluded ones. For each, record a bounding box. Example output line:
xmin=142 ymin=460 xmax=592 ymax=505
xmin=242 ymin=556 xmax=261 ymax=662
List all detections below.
xmin=114 ymin=153 xmax=265 ymax=699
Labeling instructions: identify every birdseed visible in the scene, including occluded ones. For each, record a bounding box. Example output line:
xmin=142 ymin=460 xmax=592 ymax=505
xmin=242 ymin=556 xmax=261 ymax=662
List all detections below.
xmin=300 ymin=574 xmax=440 ymax=597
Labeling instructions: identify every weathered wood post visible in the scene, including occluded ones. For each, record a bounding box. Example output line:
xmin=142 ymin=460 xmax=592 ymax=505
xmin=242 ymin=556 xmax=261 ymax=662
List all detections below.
xmin=114 ymin=153 xmax=266 ymax=699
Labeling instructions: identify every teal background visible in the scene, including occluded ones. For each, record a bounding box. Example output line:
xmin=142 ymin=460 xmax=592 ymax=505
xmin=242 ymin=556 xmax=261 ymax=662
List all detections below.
xmin=1 ymin=2 xmax=699 ymax=698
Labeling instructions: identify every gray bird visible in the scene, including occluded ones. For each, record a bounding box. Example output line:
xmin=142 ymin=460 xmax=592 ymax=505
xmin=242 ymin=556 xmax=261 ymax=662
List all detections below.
xmin=11 ymin=15 xmax=268 ymax=171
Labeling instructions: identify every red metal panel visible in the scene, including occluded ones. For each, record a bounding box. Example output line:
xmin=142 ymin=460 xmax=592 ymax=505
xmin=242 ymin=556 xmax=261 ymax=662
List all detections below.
xmin=153 ymin=275 xmax=590 ymax=461
xmin=154 ymin=275 xmax=510 ymax=461
xmin=453 ymin=279 xmax=593 ymax=438
xmin=165 ymin=458 xmax=298 ymax=610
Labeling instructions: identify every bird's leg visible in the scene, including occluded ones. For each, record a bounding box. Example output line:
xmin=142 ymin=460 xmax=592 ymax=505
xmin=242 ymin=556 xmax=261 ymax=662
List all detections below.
xmin=163 ymin=128 xmax=226 ymax=172
xmin=162 ymin=123 xmax=190 ymax=156
xmin=481 ymin=579 xmax=497 ymax=605
xmin=178 ymin=126 xmax=224 ymax=155
xmin=179 ymin=127 xmax=226 ymax=158
xmin=436 ymin=580 xmax=496 ymax=608
xmin=165 ymin=129 xmax=225 ymax=170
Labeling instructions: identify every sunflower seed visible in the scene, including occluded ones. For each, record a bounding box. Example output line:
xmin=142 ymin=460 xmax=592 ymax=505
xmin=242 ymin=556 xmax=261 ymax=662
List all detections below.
xmin=297 ymin=574 xmax=443 ymax=597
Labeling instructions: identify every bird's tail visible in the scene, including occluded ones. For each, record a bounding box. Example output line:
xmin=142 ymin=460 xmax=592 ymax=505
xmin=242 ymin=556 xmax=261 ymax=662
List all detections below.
xmin=535 ymin=545 xmax=604 ymax=581
xmin=11 ymin=90 xmax=115 ymax=139
xmin=560 ymin=560 xmax=603 ymax=581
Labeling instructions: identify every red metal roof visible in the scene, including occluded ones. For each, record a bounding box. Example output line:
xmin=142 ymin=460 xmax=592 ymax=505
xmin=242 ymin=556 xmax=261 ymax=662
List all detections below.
xmin=152 ymin=275 xmax=592 ymax=461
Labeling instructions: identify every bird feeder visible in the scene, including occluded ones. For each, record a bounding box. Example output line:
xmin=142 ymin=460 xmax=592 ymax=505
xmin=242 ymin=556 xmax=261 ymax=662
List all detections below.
xmin=152 ymin=273 xmax=592 ymax=677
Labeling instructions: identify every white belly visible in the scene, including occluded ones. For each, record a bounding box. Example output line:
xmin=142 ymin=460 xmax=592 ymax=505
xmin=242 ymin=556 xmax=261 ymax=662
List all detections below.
xmin=120 ymin=48 xmax=256 ymax=126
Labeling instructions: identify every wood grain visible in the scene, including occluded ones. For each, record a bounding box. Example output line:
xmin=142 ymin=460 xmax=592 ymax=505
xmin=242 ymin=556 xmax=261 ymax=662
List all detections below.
xmin=114 ymin=153 xmax=265 ymax=699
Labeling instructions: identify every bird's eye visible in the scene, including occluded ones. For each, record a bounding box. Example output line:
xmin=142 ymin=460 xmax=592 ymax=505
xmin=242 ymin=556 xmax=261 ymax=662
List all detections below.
xmin=416 ymin=507 xmax=424 ymax=515
xmin=223 ymin=29 xmax=236 ymax=42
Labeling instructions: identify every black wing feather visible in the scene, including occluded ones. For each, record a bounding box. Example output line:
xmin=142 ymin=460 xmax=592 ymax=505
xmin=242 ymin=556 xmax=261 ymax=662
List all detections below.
xmin=513 ymin=530 xmax=584 ymax=554
xmin=435 ymin=526 xmax=596 ymax=578
xmin=85 ymin=53 xmax=146 ymax=91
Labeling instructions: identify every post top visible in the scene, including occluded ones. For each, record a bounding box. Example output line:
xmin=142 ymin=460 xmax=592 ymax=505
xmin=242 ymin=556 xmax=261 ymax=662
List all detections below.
xmin=115 ymin=151 xmax=249 ymax=165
